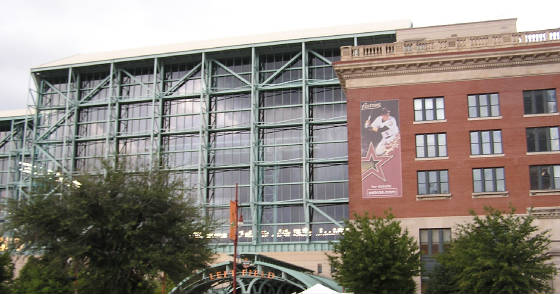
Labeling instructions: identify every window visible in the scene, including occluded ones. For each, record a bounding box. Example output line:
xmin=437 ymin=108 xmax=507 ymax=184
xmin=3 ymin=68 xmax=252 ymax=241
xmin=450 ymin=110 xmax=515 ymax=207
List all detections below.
xmin=414 ymin=97 xmax=445 ymax=122
xmin=473 ymin=167 xmax=505 ymax=193
xmin=416 ymin=133 xmax=447 ymax=158
xmin=529 ymin=165 xmax=560 ymax=190
xmin=417 ymin=170 xmax=449 ymax=195
xmin=420 ymin=228 xmax=451 ymax=293
xmin=470 ymin=130 xmax=503 ymax=155
xmin=526 ymin=126 xmax=560 ymax=152
xmin=468 ymin=93 xmax=500 ymax=118
xmin=420 ymin=228 xmax=451 ymax=258
xmin=523 ymin=89 xmax=557 ymax=115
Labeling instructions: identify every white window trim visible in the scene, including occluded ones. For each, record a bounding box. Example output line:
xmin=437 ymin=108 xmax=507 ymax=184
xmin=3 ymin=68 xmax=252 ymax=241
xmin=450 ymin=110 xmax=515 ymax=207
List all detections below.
xmin=529 ymin=190 xmax=560 ymax=196
xmin=469 ymin=154 xmax=505 ymax=158
xmin=415 ymin=157 xmax=449 ymax=161
xmin=413 ymin=119 xmax=447 ymax=125
xmin=467 ymin=116 xmax=502 ymax=121
xmin=523 ymin=113 xmax=559 ymax=118
xmin=472 ymin=191 xmax=509 ymax=198
xmin=416 ymin=193 xmax=452 ymax=200
xmin=526 ymin=151 xmax=560 ymax=155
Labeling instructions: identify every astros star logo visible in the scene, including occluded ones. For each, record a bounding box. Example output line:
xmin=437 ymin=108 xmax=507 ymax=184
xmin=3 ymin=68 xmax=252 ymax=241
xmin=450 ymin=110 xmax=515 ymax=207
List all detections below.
xmin=361 ymin=143 xmax=393 ymax=182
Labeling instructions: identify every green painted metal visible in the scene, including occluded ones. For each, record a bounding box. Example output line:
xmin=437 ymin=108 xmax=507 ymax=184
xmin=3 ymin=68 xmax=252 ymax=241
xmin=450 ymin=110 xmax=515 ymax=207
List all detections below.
xmin=0 ymin=29 xmax=398 ymax=252
xmin=170 ymin=253 xmax=341 ymax=294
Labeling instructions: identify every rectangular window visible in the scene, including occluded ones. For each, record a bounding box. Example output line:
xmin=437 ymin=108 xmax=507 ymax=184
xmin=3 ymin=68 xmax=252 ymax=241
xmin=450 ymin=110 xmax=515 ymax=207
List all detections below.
xmin=468 ymin=93 xmax=500 ymax=118
xmin=416 ymin=133 xmax=447 ymax=158
xmin=526 ymin=126 xmax=560 ymax=152
xmin=420 ymin=228 xmax=451 ymax=293
xmin=470 ymin=130 xmax=503 ymax=155
xmin=417 ymin=170 xmax=449 ymax=195
xmin=523 ymin=89 xmax=557 ymax=115
xmin=529 ymin=165 xmax=560 ymax=190
xmin=473 ymin=167 xmax=505 ymax=193
xmin=414 ymin=97 xmax=445 ymax=122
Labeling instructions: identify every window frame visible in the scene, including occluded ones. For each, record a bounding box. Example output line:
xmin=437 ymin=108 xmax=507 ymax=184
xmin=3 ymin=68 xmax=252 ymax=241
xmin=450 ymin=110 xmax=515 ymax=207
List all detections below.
xmin=414 ymin=97 xmax=445 ymax=122
xmin=470 ymin=130 xmax=503 ymax=155
xmin=468 ymin=93 xmax=500 ymax=118
xmin=417 ymin=170 xmax=449 ymax=195
xmin=420 ymin=228 xmax=452 ymax=293
xmin=526 ymin=126 xmax=560 ymax=153
xmin=472 ymin=167 xmax=506 ymax=193
xmin=529 ymin=164 xmax=560 ymax=191
xmin=523 ymin=88 xmax=557 ymax=115
xmin=415 ymin=133 xmax=447 ymax=158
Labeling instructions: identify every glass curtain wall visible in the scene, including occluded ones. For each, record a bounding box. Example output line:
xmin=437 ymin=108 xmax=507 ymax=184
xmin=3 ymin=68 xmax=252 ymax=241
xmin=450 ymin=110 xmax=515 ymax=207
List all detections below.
xmin=29 ymin=36 xmax=371 ymax=251
xmin=0 ymin=117 xmax=30 ymax=221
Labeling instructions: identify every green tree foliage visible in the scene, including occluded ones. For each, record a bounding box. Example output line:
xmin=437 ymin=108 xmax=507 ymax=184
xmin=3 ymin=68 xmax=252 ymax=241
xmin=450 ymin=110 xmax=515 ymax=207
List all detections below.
xmin=4 ymin=162 xmax=215 ymax=294
xmin=424 ymin=263 xmax=459 ymax=294
xmin=0 ymin=252 xmax=13 ymax=293
xmin=12 ymin=255 xmax=73 ymax=294
xmin=426 ymin=208 xmax=557 ymax=294
xmin=327 ymin=213 xmax=421 ymax=294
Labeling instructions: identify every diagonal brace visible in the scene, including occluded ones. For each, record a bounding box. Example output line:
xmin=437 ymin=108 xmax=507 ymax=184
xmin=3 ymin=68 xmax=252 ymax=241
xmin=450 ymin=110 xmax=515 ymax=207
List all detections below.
xmin=35 ymin=144 xmax=70 ymax=174
xmin=212 ymin=59 xmax=251 ymax=86
xmin=121 ymin=69 xmax=149 ymax=89
xmin=308 ymin=49 xmax=333 ymax=66
xmin=37 ymin=74 xmax=111 ymax=142
xmin=308 ymin=203 xmax=343 ymax=228
xmin=79 ymin=75 xmax=111 ymax=103
xmin=261 ymin=52 xmax=302 ymax=86
xmin=43 ymin=80 xmax=72 ymax=106
xmin=164 ymin=63 xmax=202 ymax=95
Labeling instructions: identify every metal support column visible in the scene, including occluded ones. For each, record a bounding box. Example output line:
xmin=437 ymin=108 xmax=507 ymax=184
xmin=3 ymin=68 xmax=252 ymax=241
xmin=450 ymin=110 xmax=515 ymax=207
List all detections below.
xmin=301 ymin=42 xmax=311 ymax=243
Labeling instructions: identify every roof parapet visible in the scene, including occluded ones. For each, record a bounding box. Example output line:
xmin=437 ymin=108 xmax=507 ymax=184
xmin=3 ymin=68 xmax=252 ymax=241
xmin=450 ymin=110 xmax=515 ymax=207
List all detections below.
xmin=340 ymin=28 xmax=560 ymax=62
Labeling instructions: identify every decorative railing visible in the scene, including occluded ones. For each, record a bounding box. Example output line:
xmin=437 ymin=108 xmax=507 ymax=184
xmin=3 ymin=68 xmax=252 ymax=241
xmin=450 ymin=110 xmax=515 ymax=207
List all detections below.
xmin=341 ymin=29 xmax=560 ymax=61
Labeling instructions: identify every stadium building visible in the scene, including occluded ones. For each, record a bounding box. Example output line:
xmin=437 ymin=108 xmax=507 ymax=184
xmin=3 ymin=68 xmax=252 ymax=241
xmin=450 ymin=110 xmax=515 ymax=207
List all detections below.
xmin=0 ymin=18 xmax=559 ymax=293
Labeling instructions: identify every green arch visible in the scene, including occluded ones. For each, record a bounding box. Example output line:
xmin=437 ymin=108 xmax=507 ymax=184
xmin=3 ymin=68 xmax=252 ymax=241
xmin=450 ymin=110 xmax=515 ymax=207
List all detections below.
xmin=170 ymin=254 xmax=342 ymax=294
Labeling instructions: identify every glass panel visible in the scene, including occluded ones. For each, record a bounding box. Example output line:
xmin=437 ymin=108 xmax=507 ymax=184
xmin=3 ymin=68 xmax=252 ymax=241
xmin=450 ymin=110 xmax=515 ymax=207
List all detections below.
xmin=431 ymin=230 xmax=440 ymax=254
xmin=471 ymin=132 xmax=480 ymax=155
xmin=438 ymin=133 xmax=447 ymax=156
xmin=418 ymin=172 xmax=426 ymax=194
xmin=481 ymin=131 xmax=491 ymax=154
xmin=435 ymin=98 xmax=445 ymax=120
xmin=416 ymin=135 xmax=425 ymax=157
xmin=550 ymin=127 xmax=559 ymax=151
xmin=420 ymin=229 xmax=429 ymax=255
xmin=479 ymin=95 xmax=489 ymax=117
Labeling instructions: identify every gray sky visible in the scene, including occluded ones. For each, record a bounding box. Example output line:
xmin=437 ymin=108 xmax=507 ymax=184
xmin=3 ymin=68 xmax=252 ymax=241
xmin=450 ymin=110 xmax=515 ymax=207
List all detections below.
xmin=1 ymin=0 xmax=559 ymax=110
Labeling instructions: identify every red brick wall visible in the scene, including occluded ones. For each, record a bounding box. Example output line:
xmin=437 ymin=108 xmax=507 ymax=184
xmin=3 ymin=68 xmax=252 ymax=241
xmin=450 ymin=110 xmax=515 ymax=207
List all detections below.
xmin=346 ymin=74 xmax=560 ymax=218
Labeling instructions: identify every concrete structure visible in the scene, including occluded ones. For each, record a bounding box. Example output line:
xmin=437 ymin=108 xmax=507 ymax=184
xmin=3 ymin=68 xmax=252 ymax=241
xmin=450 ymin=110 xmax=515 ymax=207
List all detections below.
xmin=335 ymin=20 xmax=560 ymax=292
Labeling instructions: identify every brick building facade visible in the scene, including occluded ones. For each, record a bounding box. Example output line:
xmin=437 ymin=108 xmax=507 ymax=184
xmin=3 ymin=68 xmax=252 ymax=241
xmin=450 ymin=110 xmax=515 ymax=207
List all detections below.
xmin=335 ymin=20 xmax=560 ymax=292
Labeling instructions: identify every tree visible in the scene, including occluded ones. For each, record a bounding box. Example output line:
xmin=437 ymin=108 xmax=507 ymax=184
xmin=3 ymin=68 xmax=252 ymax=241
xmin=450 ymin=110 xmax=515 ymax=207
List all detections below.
xmin=424 ymin=263 xmax=459 ymax=294
xmin=327 ymin=213 xmax=421 ymax=294
xmin=0 ymin=252 xmax=13 ymax=293
xmin=11 ymin=255 xmax=73 ymax=294
xmin=427 ymin=207 xmax=557 ymax=294
xmin=4 ymin=162 xmax=215 ymax=294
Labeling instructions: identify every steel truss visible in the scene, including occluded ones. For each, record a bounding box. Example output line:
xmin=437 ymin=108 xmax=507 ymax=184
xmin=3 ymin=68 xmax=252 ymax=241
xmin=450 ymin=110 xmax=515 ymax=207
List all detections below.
xmin=16 ymin=31 xmax=396 ymax=253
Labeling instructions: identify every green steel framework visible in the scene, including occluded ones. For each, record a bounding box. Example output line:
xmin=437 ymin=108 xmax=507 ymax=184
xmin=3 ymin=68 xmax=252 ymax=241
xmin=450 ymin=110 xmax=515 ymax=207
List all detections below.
xmin=0 ymin=30 xmax=396 ymax=253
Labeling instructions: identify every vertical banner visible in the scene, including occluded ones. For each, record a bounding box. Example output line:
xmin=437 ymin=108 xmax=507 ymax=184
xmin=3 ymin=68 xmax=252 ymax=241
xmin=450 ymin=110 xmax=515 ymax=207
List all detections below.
xmin=229 ymin=200 xmax=238 ymax=240
xmin=360 ymin=100 xmax=402 ymax=198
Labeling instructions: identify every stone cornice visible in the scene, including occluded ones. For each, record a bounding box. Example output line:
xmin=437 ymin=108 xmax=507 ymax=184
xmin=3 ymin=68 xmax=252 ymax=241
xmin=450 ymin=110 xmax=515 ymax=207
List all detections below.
xmin=335 ymin=45 xmax=560 ymax=88
xmin=528 ymin=207 xmax=560 ymax=219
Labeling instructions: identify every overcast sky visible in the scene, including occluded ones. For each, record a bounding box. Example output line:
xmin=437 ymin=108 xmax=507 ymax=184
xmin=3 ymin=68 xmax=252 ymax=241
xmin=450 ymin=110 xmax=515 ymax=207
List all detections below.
xmin=1 ymin=0 xmax=558 ymax=110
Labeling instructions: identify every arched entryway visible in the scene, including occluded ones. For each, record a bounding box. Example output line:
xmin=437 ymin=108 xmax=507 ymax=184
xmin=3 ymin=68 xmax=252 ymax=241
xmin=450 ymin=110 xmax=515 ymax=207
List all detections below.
xmin=170 ymin=254 xmax=341 ymax=294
